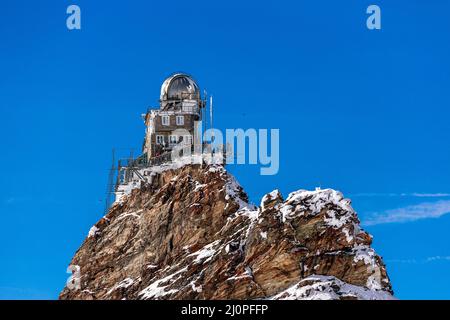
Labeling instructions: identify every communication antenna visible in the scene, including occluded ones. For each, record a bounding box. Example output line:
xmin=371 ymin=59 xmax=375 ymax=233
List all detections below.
xmin=210 ymin=95 xmax=214 ymax=143
xmin=203 ymin=90 xmax=207 ymax=139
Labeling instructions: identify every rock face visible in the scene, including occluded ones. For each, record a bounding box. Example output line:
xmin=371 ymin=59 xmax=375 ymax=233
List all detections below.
xmin=59 ymin=164 xmax=394 ymax=300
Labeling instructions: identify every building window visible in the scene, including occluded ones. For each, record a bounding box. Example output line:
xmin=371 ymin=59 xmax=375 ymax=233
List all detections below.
xmin=183 ymin=135 xmax=192 ymax=145
xmin=176 ymin=115 xmax=184 ymax=126
xmin=161 ymin=115 xmax=170 ymax=126
xmin=169 ymin=135 xmax=178 ymax=145
xmin=156 ymin=135 xmax=164 ymax=145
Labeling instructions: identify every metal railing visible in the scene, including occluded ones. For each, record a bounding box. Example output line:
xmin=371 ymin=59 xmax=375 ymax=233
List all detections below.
xmin=147 ymin=104 xmax=200 ymax=115
xmin=114 ymin=143 xmax=228 ymax=191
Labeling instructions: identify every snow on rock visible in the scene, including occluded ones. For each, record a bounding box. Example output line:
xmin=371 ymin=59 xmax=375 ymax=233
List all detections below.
xmin=114 ymin=154 xmax=243 ymax=207
xmin=352 ymin=245 xmax=378 ymax=268
xmin=147 ymin=264 xmax=159 ymax=270
xmin=270 ymin=275 xmax=395 ymax=300
xmin=192 ymin=180 xmax=207 ymax=192
xmin=277 ymin=188 xmax=361 ymax=238
xmin=223 ymin=172 xmax=254 ymax=211
xmin=226 ymin=267 xmax=253 ymax=282
xmin=188 ymin=240 xmax=220 ymax=264
xmin=114 ymin=155 xmax=213 ymax=204
xmin=235 ymin=207 xmax=259 ymax=221
xmin=260 ymin=189 xmax=282 ymax=210
xmin=139 ymin=267 xmax=187 ymax=299
xmin=190 ymin=282 xmax=202 ymax=293
xmin=88 ymin=225 xmax=99 ymax=238
xmin=117 ymin=210 xmax=143 ymax=220
xmin=61 ymin=164 xmax=393 ymax=300
xmin=366 ymin=274 xmax=383 ymax=291
xmin=279 ymin=188 xmax=352 ymax=221
xmin=107 ymin=278 xmax=135 ymax=295
xmin=115 ymin=180 xmax=141 ymax=204
xmin=342 ymin=227 xmax=353 ymax=242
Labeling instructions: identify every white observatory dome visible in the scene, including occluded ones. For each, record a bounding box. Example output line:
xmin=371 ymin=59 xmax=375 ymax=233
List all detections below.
xmin=160 ymin=73 xmax=200 ymax=102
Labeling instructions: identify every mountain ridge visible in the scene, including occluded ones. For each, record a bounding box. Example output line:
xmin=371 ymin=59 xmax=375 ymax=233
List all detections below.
xmin=60 ymin=162 xmax=394 ymax=300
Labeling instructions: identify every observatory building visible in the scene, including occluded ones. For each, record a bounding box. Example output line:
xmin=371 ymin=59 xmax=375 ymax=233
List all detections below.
xmin=108 ymin=73 xmax=211 ymax=209
xmin=142 ymin=73 xmax=205 ymax=161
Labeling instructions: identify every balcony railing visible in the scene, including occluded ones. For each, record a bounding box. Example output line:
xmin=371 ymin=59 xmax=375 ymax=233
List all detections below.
xmin=149 ymin=97 xmax=204 ymax=114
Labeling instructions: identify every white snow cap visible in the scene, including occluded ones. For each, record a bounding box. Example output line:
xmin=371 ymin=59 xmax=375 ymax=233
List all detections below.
xmin=260 ymin=189 xmax=282 ymax=210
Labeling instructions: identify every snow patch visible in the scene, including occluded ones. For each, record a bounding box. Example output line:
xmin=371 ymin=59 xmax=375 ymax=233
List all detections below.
xmin=193 ymin=181 xmax=207 ymax=192
xmin=147 ymin=264 xmax=158 ymax=270
xmin=117 ymin=209 xmax=143 ymax=220
xmin=114 ymin=155 xmax=208 ymax=204
xmin=270 ymin=275 xmax=394 ymax=300
xmin=188 ymin=240 xmax=220 ymax=264
xmin=190 ymin=282 xmax=202 ymax=293
xmin=226 ymin=267 xmax=253 ymax=281
xmin=224 ymin=174 xmax=253 ymax=211
xmin=106 ymin=277 xmax=134 ymax=295
xmin=260 ymin=189 xmax=281 ymax=210
xmin=342 ymin=227 xmax=353 ymax=242
xmin=139 ymin=267 xmax=187 ymax=299
xmin=352 ymin=245 xmax=377 ymax=268
xmin=277 ymin=189 xmax=360 ymax=242
xmin=88 ymin=225 xmax=99 ymax=238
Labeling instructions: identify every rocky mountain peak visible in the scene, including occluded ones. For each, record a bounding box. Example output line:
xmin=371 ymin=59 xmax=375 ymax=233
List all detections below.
xmin=60 ymin=163 xmax=393 ymax=300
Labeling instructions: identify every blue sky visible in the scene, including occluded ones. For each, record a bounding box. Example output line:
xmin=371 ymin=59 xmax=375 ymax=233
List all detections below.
xmin=1 ymin=0 xmax=449 ymax=299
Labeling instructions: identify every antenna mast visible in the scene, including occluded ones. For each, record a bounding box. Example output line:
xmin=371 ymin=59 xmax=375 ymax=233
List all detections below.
xmin=203 ymin=90 xmax=207 ymax=141
xmin=210 ymin=95 xmax=214 ymax=143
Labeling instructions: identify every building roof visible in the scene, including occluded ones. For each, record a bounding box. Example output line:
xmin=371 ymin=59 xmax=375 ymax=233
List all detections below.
xmin=160 ymin=73 xmax=200 ymax=102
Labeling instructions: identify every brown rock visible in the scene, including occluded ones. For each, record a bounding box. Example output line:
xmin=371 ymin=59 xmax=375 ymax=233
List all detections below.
xmin=59 ymin=164 xmax=393 ymax=300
